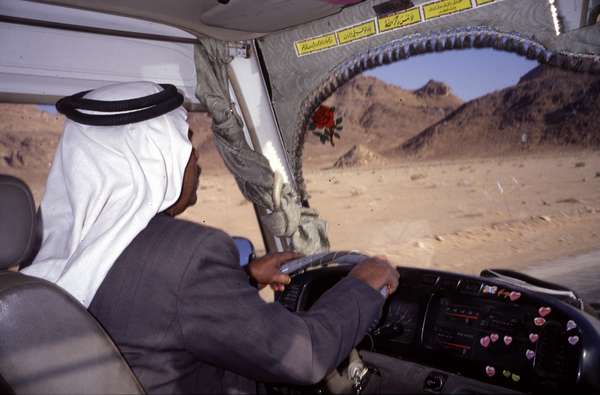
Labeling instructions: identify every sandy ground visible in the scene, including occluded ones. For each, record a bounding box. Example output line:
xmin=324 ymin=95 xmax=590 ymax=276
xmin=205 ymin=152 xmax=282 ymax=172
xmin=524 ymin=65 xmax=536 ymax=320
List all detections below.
xmin=183 ymin=151 xmax=600 ymax=278
xmin=524 ymin=250 xmax=600 ymax=303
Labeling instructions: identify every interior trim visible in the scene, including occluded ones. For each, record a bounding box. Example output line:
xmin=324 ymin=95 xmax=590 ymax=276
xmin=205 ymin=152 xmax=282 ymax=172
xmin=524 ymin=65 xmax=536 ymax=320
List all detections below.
xmin=0 ymin=14 xmax=198 ymax=43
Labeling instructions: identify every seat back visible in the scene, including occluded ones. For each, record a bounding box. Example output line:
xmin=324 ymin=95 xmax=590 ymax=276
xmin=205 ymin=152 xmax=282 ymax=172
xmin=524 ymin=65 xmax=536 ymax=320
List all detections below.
xmin=0 ymin=175 xmax=144 ymax=394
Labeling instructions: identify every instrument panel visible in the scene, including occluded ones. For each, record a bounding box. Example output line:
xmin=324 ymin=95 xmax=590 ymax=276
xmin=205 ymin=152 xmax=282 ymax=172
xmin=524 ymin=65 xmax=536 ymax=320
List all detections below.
xmin=277 ymin=264 xmax=600 ymax=394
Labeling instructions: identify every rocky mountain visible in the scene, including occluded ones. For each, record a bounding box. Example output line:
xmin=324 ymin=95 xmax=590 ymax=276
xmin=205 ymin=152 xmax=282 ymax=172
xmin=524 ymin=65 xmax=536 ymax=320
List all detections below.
xmin=3 ymin=65 xmax=598 ymax=185
xmin=304 ymin=75 xmax=463 ymax=166
xmin=333 ymin=144 xmax=383 ymax=168
xmin=414 ymin=80 xmax=453 ymax=98
xmin=399 ymin=66 xmax=600 ymax=159
xmin=0 ymin=75 xmax=467 ymax=181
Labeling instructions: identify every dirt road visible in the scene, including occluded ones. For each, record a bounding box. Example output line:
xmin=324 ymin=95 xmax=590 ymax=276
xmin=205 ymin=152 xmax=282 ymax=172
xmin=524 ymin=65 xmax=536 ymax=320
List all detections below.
xmin=524 ymin=249 xmax=600 ymax=304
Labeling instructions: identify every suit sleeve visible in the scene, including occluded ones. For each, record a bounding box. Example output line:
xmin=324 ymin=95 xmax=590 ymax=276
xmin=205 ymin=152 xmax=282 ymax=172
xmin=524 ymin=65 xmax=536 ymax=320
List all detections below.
xmin=176 ymin=230 xmax=384 ymax=385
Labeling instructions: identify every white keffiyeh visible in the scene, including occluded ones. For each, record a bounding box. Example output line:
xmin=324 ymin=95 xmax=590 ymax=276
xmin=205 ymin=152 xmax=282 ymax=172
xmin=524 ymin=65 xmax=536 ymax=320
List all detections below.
xmin=22 ymin=82 xmax=192 ymax=307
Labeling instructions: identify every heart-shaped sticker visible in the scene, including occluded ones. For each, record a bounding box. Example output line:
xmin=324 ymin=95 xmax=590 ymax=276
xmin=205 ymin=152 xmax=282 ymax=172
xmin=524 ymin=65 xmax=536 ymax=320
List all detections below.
xmin=568 ymin=336 xmax=580 ymax=346
xmin=504 ymin=336 xmax=513 ymax=346
xmin=529 ymin=333 xmax=539 ymax=343
xmin=534 ymin=317 xmax=546 ymax=327
xmin=503 ymin=370 xmax=511 ymax=378
xmin=526 ymin=349 xmax=535 ymax=360
xmin=567 ymin=320 xmax=577 ymax=331
xmin=511 ymin=374 xmax=521 ymax=383
xmin=485 ymin=366 xmax=496 ymax=377
xmin=490 ymin=333 xmax=499 ymax=343
xmin=509 ymin=291 xmax=521 ymax=301
xmin=480 ymin=336 xmax=491 ymax=348
xmin=538 ymin=307 xmax=551 ymax=317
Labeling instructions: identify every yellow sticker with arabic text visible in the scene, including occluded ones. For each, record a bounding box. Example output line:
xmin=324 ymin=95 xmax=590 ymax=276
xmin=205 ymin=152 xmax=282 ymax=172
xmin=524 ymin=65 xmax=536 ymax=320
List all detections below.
xmin=295 ymin=33 xmax=338 ymax=56
xmin=336 ymin=20 xmax=377 ymax=45
xmin=423 ymin=0 xmax=472 ymax=20
xmin=378 ymin=7 xmax=422 ymax=33
xmin=476 ymin=0 xmax=495 ymax=5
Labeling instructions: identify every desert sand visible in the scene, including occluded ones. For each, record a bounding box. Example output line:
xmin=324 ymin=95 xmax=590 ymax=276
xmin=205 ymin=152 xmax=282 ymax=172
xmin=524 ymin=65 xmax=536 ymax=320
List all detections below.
xmin=183 ymin=152 xmax=600 ymax=277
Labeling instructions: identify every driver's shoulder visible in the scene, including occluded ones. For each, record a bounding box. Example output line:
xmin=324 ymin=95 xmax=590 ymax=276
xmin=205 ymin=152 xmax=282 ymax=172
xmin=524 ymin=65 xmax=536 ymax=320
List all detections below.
xmin=145 ymin=213 xmax=235 ymax=253
xmin=143 ymin=215 xmax=241 ymax=281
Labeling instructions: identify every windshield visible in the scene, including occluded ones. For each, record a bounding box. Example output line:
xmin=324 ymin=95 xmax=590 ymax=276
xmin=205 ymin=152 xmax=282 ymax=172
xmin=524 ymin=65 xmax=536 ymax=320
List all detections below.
xmin=301 ymin=48 xmax=600 ymax=277
xmin=1 ymin=49 xmax=598 ymax=282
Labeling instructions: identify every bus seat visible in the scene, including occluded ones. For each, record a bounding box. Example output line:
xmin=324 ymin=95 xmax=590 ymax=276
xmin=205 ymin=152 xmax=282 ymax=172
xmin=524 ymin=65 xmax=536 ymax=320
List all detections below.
xmin=0 ymin=174 xmax=144 ymax=394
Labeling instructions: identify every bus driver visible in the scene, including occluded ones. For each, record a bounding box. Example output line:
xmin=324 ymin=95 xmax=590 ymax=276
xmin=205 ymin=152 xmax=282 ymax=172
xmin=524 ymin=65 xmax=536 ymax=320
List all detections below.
xmin=22 ymin=81 xmax=399 ymax=394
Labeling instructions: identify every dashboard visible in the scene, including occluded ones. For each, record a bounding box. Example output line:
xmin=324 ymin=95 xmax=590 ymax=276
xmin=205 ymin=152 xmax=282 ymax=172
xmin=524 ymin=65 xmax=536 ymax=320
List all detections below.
xmin=276 ymin=258 xmax=600 ymax=394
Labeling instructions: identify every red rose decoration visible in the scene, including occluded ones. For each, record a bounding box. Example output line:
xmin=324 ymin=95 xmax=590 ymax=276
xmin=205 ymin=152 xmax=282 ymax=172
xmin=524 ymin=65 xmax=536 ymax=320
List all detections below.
xmin=312 ymin=105 xmax=335 ymax=129
xmin=309 ymin=104 xmax=343 ymax=146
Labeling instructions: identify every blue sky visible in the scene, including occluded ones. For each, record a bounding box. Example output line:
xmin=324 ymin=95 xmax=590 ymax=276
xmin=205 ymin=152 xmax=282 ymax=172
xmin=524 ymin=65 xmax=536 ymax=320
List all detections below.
xmin=365 ymin=48 xmax=539 ymax=101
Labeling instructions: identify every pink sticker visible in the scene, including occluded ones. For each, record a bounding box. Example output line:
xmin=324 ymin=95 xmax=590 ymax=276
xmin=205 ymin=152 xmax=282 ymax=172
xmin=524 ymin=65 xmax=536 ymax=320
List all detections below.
xmin=490 ymin=333 xmax=499 ymax=343
xmin=480 ymin=336 xmax=491 ymax=348
xmin=538 ymin=307 xmax=552 ymax=317
xmin=534 ymin=317 xmax=546 ymax=327
xmin=485 ymin=366 xmax=496 ymax=377
xmin=509 ymin=291 xmax=521 ymax=301
xmin=567 ymin=320 xmax=577 ymax=331
xmin=529 ymin=333 xmax=539 ymax=343
xmin=526 ymin=349 xmax=535 ymax=360
xmin=503 ymin=336 xmax=513 ymax=346
xmin=568 ymin=336 xmax=579 ymax=345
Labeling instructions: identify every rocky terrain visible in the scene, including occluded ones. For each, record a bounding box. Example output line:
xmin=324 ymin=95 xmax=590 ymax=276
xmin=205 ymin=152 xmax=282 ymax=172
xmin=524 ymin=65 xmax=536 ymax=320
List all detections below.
xmin=398 ymin=66 xmax=600 ymax=159
xmin=333 ymin=144 xmax=384 ymax=168
xmin=304 ymin=75 xmax=462 ymax=167
xmin=0 ymin=104 xmax=64 ymax=188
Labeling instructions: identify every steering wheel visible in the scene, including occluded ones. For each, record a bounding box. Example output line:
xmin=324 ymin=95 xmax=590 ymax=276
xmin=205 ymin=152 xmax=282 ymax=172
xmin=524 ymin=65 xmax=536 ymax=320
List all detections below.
xmin=280 ymin=251 xmax=376 ymax=394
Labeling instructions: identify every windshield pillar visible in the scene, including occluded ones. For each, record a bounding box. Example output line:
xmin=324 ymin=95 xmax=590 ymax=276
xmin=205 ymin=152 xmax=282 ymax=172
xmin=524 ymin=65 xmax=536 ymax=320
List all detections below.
xmin=227 ymin=42 xmax=297 ymax=253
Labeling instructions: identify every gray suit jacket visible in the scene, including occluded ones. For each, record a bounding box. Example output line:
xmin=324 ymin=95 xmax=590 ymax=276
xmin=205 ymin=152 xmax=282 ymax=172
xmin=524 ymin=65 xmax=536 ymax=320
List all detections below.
xmin=89 ymin=214 xmax=384 ymax=394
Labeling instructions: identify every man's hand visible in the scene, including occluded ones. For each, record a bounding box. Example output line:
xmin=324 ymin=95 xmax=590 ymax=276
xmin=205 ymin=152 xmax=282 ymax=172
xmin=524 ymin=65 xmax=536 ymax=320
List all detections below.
xmin=349 ymin=256 xmax=399 ymax=297
xmin=246 ymin=252 xmax=303 ymax=291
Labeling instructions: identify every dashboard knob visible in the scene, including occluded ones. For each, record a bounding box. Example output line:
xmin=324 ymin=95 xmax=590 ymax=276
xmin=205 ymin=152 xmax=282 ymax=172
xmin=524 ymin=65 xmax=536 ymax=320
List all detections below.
xmin=509 ymin=291 xmax=521 ymax=301
xmin=424 ymin=372 xmax=446 ymax=392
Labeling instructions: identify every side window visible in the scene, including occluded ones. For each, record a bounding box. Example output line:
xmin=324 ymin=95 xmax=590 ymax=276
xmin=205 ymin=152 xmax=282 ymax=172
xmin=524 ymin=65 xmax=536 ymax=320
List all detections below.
xmin=0 ymin=103 xmax=63 ymax=203
xmin=0 ymin=104 xmax=265 ymax=256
